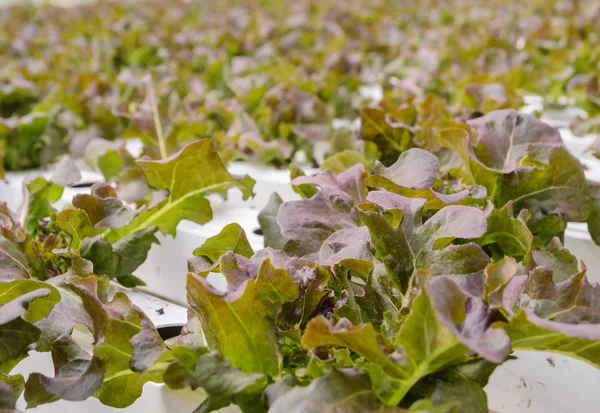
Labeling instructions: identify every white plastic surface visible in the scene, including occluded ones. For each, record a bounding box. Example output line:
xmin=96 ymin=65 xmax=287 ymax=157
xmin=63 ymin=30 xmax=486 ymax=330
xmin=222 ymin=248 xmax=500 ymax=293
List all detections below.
xmin=486 ymin=351 xmax=600 ymax=413
xmin=559 ymin=128 xmax=596 ymax=160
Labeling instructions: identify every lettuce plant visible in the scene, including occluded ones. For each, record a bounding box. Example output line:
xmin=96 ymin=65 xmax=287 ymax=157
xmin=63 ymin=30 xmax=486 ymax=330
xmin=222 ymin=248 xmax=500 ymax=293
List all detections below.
xmin=352 ymin=108 xmax=600 ymax=245
xmin=2 ymin=0 xmax=600 ymax=172
xmin=164 ymin=137 xmax=599 ymax=411
xmin=2 ymin=122 xmax=599 ymax=412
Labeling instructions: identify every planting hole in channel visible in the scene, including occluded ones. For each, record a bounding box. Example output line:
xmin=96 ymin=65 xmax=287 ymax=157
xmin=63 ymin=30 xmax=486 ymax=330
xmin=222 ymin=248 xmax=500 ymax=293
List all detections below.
xmin=253 ymin=228 xmax=263 ymax=236
xmin=69 ymin=181 xmax=100 ymax=188
xmin=157 ymin=324 xmax=185 ymax=341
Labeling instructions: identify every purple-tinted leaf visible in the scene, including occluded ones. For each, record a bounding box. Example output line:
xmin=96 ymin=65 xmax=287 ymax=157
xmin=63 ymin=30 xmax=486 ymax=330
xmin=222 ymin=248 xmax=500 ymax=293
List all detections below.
xmin=428 ymin=276 xmax=510 ymax=364
xmin=467 ymin=110 xmax=562 ymax=173
xmin=500 ymin=264 xmax=600 ymax=367
xmin=360 ymin=191 xmax=487 ymax=293
xmin=483 ymin=257 xmax=518 ymax=308
xmin=279 ymin=168 xmax=365 ymax=258
xmin=130 ymin=309 xmax=167 ymax=373
xmin=277 ymin=259 xmax=331 ymax=333
xmin=319 ymin=226 xmax=373 ymax=264
xmin=373 ymin=148 xmax=440 ymax=190
xmin=81 ymin=226 xmax=159 ymax=283
xmin=219 ymin=251 xmax=259 ymax=292
xmin=72 ymin=184 xmax=134 ymax=229
xmin=429 ymin=243 xmax=491 ymax=297
xmin=25 ymin=334 xmax=104 ymax=407
xmin=32 ymin=278 xmax=167 ymax=408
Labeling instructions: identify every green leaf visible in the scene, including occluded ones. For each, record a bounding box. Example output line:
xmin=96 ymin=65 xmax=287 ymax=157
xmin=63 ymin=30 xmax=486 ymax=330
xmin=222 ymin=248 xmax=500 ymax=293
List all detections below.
xmin=76 ymin=280 xmax=165 ymax=407
xmin=192 ymin=223 xmax=254 ymax=263
xmin=2 ymin=114 xmax=47 ymax=172
xmin=375 ymin=286 xmax=467 ymax=405
xmin=164 ymin=349 xmax=268 ymax=413
xmin=269 ymin=369 xmax=407 ymax=413
xmin=302 ymin=317 xmax=405 ymax=378
xmin=321 ymin=150 xmax=369 ymax=175
xmin=56 ymin=209 xmax=104 ymax=250
xmin=105 ymin=139 xmax=255 ymax=241
xmin=586 ymin=181 xmax=600 ymax=245
xmin=502 ymin=310 xmax=600 ymax=368
xmin=0 ymin=279 xmax=60 ymax=324
xmin=360 ymin=106 xmax=416 ymax=166
xmin=0 ymin=373 xmax=24 ymax=412
xmin=81 ymin=227 xmax=160 ymax=280
xmin=0 ymin=319 xmax=39 ymax=374
xmin=0 ymin=280 xmax=60 ymax=373
xmin=402 ymin=367 xmax=488 ymax=413
xmin=475 ymin=203 xmax=532 ymax=260
xmin=22 ymin=177 xmax=63 ymax=234
xmin=258 ymin=193 xmax=287 ymax=250
xmin=117 ymin=274 xmax=147 ymax=287
xmin=344 ymin=259 xmax=401 ymax=328
xmin=186 ymin=271 xmax=279 ymax=376
xmin=494 ymin=147 xmax=591 ymax=223
xmin=301 ymin=285 xmax=498 ymax=406
xmin=256 ymin=258 xmax=299 ymax=306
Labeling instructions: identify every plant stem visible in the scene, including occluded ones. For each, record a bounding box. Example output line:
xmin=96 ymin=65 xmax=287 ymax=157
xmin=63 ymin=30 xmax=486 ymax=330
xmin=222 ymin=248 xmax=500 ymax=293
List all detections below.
xmin=148 ymin=76 xmax=168 ymax=159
